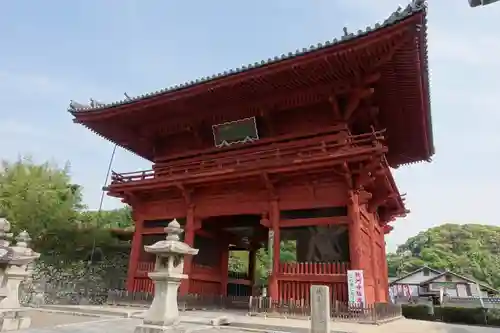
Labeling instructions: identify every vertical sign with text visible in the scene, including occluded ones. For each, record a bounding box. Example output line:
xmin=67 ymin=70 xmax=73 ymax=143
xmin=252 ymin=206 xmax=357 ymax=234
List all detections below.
xmin=347 ymin=270 xmax=365 ymax=306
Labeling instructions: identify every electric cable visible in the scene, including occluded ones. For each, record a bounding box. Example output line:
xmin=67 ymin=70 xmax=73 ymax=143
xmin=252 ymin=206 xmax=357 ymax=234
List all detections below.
xmin=87 ymin=144 xmax=118 ymax=267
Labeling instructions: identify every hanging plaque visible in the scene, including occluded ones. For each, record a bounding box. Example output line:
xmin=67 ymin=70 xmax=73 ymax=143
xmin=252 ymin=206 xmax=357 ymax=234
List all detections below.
xmin=212 ymin=117 xmax=259 ymax=147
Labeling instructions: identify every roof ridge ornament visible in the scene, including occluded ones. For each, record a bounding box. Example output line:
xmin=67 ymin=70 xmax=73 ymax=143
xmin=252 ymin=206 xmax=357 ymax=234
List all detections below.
xmin=89 ymin=98 xmax=106 ymax=108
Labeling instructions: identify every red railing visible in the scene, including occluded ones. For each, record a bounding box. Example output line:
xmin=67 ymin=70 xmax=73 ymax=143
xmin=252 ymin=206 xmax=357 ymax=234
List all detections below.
xmin=111 ymin=130 xmax=385 ymax=184
xmin=279 ymin=261 xmax=349 ymax=274
xmin=137 ymin=261 xmax=154 ymax=273
xmin=133 ymin=261 xmax=350 ymax=302
xmin=277 ymin=261 xmax=350 ymax=302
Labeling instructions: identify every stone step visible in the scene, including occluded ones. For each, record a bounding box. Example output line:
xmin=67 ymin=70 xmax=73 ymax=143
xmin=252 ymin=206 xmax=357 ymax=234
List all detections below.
xmin=39 ymin=305 xmax=145 ymax=318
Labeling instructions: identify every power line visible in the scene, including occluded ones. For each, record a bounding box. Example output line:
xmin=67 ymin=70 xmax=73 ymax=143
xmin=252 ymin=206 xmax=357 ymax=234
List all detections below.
xmin=87 ymin=143 xmax=118 ymax=265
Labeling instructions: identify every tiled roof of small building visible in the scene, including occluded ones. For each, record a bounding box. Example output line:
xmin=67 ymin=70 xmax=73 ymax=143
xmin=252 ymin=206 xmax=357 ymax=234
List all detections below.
xmin=68 ymin=0 xmax=427 ymax=113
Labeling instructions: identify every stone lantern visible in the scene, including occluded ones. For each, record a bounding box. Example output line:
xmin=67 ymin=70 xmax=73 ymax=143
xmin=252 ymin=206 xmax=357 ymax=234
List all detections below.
xmin=0 ymin=218 xmax=40 ymax=331
xmin=135 ymin=219 xmax=198 ymax=333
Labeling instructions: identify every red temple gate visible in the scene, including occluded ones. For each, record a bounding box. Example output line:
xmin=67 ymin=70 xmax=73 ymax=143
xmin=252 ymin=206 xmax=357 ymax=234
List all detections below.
xmin=69 ymin=1 xmax=433 ymax=305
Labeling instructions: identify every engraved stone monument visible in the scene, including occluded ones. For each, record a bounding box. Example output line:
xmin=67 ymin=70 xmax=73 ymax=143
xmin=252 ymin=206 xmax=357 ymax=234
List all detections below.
xmin=310 ymin=285 xmax=331 ymax=333
xmin=0 ymin=218 xmax=40 ymax=331
xmin=135 ymin=219 xmax=199 ymax=333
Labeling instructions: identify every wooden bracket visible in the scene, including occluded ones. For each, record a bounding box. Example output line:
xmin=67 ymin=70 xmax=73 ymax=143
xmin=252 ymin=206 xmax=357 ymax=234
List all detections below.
xmin=175 ymin=182 xmax=193 ymax=207
xmin=343 ymin=88 xmax=375 ymax=121
xmin=260 ymin=212 xmax=270 ymax=228
xmin=367 ymin=193 xmax=395 ymax=213
xmin=357 ymin=189 xmax=373 ymax=205
xmin=261 ymin=172 xmax=278 ymax=200
xmin=354 ymin=159 xmax=382 ymax=189
xmin=193 ymin=218 xmax=202 ymax=231
xmin=328 ymin=95 xmax=342 ymax=120
xmin=340 ymin=162 xmax=353 ymax=189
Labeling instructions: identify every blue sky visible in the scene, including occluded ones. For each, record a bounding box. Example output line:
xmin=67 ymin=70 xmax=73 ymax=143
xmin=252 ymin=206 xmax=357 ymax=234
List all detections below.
xmin=1 ymin=0 xmax=499 ymax=252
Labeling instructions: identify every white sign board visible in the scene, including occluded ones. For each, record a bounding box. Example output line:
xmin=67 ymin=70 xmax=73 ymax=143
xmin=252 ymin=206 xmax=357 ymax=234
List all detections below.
xmin=310 ymin=285 xmax=331 ymax=333
xmin=347 ymin=270 xmax=365 ymax=306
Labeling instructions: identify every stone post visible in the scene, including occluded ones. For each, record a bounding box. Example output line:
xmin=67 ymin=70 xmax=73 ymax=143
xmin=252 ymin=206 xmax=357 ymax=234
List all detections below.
xmin=135 ymin=219 xmax=198 ymax=333
xmin=310 ymin=285 xmax=331 ymax=333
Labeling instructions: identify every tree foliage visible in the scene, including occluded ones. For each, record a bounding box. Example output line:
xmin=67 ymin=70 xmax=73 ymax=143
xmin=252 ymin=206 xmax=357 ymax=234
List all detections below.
xmin=0 ymin=157 xmax=128 ymax=265
xmin=80 ymin=207 xmax=132 ymax=229
xmin=0 ymin=157 xmax=83 ymax=235
xmin=230 ymin=240 xmax=297 ymax=285
xmin=387 ymin=223 xmax=500 ymax=289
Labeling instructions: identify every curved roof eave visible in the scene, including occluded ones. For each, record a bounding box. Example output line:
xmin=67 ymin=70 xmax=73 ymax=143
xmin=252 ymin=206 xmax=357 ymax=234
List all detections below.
xmin=68 ymin=0 xmax=428 ymax=116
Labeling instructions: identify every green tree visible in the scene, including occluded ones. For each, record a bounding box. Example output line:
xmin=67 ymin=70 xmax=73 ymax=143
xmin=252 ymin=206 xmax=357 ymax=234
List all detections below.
xmin=80 ymin=207 xmax=133 ymax=229
xmin=387 ymin=224 xmax=500 ymax=289
xmin=0 ymin=157 xmax=83 ymax=236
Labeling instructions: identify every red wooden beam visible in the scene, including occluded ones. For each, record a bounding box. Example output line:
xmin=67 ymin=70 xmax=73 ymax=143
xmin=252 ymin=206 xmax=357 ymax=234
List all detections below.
xmin=276 ymin=274 xmax=346 ymax=283
xmin=279 ymin=216 xmax=348 ymax=228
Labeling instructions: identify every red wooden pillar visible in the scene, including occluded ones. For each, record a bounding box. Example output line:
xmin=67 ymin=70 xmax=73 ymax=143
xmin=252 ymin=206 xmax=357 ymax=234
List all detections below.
xmin=369 ymin=218 xmax=380 ymax=302
xmin=179 ymin=206 xmax=195 ymax=295
xmin=126 ymin=213 xmax=143 ymax=292
xmin=220 ymin=243 xmax=229 ymax=296
xmin=380 ymin=230 xmax=389 ymax=302
xmin=268 ymin=200 xmax=280 ymax=300
xmin=347 ymin=191 xmax=361 ymax=270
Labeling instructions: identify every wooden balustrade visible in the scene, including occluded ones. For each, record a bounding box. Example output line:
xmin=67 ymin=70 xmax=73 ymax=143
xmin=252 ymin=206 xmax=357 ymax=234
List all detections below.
xmin=279 ymin=261 xmax=349 ymax=275
xmin=277 ymin=261 xmax=350 ymax=302
xmin=133 ymin=262 xmax=251 ymax=294
xmin=110 ymin=129 xmax=386 ymax=184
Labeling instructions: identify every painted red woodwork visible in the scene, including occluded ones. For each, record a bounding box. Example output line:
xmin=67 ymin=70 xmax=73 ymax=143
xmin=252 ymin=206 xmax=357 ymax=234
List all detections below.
xmin=126 ymin=215 xmax=143 ymax=291
xmin=278 ymin=262 xmax=349 ymax=302
xmin=268 ymin=200 xmax=280 ymax=300
xmin=71 ymin=6 xmax=434 ymax=307
xmin=71 ymin=10 xmax=431 ymax=167
xmin=179 ymin=207 xmax=195 ymax=295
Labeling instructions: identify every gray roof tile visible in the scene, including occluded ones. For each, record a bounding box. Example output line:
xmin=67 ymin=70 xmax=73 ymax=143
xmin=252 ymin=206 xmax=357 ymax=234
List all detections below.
xmin=68 ymin=0 xmax=426 ymax=113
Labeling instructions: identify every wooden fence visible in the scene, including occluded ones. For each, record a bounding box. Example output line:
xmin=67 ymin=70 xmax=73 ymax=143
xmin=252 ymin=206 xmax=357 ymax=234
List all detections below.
xmin=278 ymin=261 xmax=349 ymax=302
xmin=105 ymin=291 xmax=401 ymax=323
xmin=249 ymin=296 xmax=402 ymax=323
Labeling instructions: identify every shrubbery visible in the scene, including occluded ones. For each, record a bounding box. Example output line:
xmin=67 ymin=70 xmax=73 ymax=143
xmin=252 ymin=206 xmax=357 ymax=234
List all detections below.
xmin=402 ymin=304 xmax=500 ymax=327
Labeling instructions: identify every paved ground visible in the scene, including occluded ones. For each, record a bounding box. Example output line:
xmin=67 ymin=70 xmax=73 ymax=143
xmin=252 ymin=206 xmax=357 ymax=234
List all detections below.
xmin=13 ymin=308 xmax=500 ymax=333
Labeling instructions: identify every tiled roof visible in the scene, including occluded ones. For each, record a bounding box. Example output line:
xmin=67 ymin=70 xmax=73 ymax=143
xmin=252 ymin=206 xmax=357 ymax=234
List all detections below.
xmin=68 ymin=0 xmax=427 ymax=113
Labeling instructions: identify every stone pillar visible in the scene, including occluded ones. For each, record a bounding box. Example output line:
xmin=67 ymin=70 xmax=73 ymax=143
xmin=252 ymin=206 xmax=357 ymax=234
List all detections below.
xmin=310 ymin=285 xmax=331 ymax=333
